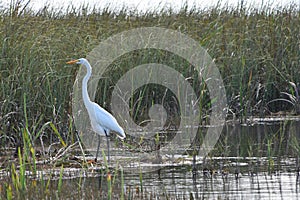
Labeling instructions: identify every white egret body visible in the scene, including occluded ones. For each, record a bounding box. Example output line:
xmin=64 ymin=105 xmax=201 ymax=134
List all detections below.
xmin=67 ymin=58 xmax=125 ymax=162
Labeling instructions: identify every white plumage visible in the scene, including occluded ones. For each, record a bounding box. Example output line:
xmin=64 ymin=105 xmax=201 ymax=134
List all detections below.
xmin=67 ymin=58 xmax=125 ymax=162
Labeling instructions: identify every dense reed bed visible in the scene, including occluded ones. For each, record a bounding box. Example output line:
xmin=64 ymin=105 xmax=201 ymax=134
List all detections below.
xmin=0 ymin=1 xmax=300 ymax=151
xmin=0 ymin=1 xmax=300 ymax=198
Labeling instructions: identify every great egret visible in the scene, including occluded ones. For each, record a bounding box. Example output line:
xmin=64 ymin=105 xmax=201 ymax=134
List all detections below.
xmin=67 ymin=58 xmax=126 ymax=163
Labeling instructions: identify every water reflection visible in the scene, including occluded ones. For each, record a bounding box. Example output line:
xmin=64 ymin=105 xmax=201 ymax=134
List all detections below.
xmin=2 ymin=119 xmax=300 ymax=199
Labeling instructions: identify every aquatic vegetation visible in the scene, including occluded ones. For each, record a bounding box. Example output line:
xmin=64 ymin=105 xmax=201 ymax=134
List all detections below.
xmin=0 ymin=0 xmax=300 ymax=199
xmin=0 ymin=0 xmax=299 ymax=145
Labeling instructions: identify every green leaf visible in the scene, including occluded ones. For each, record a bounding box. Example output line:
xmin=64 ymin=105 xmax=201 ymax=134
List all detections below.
xmin=50 ymin=122 xmax=66 ymax=147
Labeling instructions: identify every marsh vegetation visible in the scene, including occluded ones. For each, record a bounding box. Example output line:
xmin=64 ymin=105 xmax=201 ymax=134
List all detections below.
xmin=0 ymin=0 xmax=300 ymax=199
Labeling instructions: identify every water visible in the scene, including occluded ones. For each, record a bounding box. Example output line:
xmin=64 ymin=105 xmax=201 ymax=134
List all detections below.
xmin=1 ymin=118 xmax=300 ymax=199
xmin=4 ymin=158 xmax=298 ymax=199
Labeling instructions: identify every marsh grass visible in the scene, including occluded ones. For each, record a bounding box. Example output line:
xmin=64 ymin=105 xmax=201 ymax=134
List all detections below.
xmin=0 ymin=1 xmax=300 ymax=199
xmin=0 ymin=1 xmax=299 ymax=146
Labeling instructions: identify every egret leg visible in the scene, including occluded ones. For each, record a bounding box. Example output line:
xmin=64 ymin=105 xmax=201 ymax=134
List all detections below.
xmin=95 ymin=135 xmax=101 ymax=162
xmin=106 ymin=135 xmax=110 ymax=163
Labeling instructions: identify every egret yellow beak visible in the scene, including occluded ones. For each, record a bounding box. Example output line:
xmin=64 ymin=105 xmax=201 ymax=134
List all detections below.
xmin=66 ymin=59 xmax=79 ymax=64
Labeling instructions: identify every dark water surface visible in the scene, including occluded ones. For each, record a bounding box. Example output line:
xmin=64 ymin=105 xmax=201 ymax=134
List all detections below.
xmin=1 ymin=118 xmax=300 ymax=199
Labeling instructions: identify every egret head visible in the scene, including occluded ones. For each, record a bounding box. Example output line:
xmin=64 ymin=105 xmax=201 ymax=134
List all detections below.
xmin=66 ymin=58 xmax=87 ymax=65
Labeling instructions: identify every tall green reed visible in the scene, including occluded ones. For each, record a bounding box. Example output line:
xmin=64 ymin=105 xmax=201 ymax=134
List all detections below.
xmin=0 ymin=1 xmax=299 ymax=156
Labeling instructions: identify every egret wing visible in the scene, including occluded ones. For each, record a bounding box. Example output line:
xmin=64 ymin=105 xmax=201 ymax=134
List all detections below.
xmin=91 ymin=102 xmax=125 ymax=136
